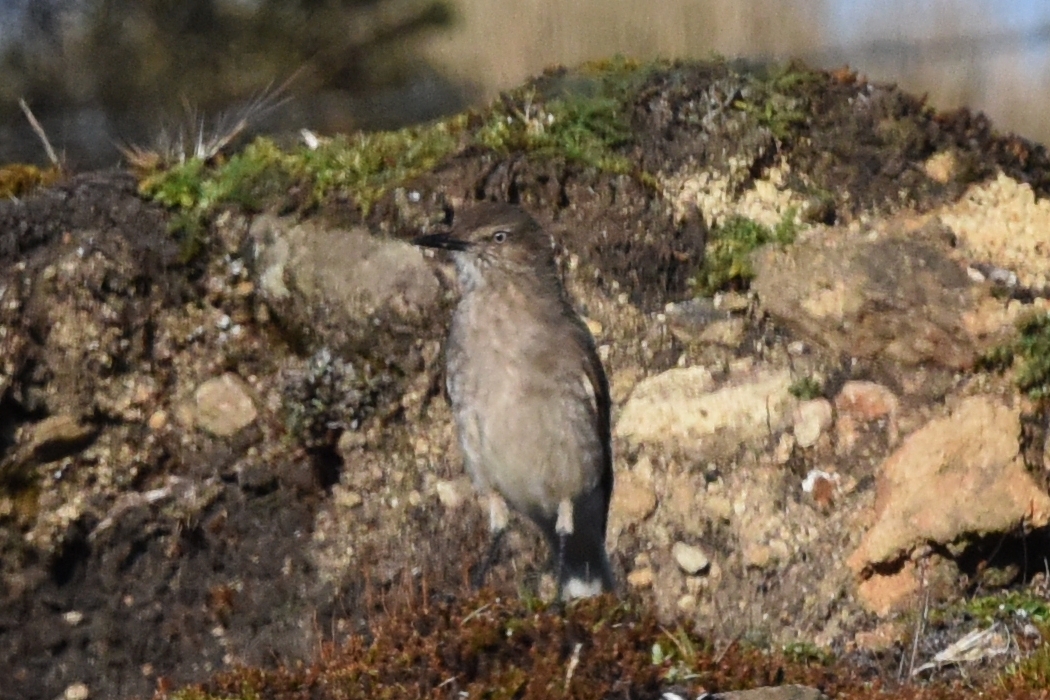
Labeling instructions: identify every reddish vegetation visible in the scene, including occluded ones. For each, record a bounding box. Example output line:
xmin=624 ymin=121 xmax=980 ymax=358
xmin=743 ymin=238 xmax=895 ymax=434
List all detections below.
xmin=165 ymin=590 xmax=1050 ymax=700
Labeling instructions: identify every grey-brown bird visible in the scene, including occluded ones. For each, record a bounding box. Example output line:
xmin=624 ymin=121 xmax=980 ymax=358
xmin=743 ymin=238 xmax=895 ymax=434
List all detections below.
xmin=415 ymin=202 xmax=614 ymax=599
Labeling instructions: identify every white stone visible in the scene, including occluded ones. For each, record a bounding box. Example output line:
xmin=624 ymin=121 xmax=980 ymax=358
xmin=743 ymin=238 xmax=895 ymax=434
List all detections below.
xmin=792 ymin=398 xmax=833 ymax=448
xmin=672 ymin=541 xmax=710 ymax=575
xmin=193 ymin=373 xmax=257 ymax=437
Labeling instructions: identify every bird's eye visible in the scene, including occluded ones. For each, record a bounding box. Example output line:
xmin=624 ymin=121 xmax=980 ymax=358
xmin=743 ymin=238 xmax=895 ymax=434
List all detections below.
xmin=492 ymin=230 xmax=508 ymax=243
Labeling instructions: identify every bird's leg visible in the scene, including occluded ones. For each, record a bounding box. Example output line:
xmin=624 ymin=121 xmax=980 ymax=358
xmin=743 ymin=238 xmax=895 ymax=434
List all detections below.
xmin=471 ymin=492 xmax=510 ymax=589
xmin=554 ymin=498 xmax=574 ymax=597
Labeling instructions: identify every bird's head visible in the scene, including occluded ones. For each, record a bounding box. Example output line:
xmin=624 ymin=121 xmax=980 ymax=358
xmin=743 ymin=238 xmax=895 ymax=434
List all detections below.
xmin=414 ymin=203 xmax=558 ymax=290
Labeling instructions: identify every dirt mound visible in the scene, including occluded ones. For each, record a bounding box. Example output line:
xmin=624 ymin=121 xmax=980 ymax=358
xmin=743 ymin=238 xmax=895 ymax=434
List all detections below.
xmin=3 ymin=60 xmax=1050 ymax=699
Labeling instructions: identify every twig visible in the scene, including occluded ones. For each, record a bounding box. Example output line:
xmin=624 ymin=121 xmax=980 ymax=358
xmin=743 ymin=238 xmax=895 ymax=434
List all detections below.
xmin=564 ymin=642 xmax=582 ymax=690
xmin=459 ymin=602 xmax=490 ymax=625
xmin=904 ymin=567 xmax=931 ymax=681
xmin=18 ymin=98 xmax=60 ymax=167
xmin=713 ymin=632 xmax=742 ymax=664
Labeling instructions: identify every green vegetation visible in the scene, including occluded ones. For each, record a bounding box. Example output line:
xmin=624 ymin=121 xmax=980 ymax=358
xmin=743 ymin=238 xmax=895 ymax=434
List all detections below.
xmin=0 ymin=163 xmax=62 ymax=199
xmin=782 ymin=641 xmax=833 ymax=666
xmin=978 ymin=311 xmax=1050 ymax=399
xmin=136 ymin=58 xmax=666 ymax=258
xmin=733 ymin=63 xmax=817 ymax=140
xmin=476 ymin=90 xmax=633 ymax=173
xmin=789 ymin=376 xmax=824 ymax=401
xmin=139 ymin=116 xmax=467 ymax=259
xmin=959 ymin=590 xmax=1050 ymax=626
xmin=476 ymin=57 xmax=654 ymax=173
xmin=692 ymin=210 xmax=799 ymax=295
xmin=133 ymin=58 xmax=832 ymax=268
xmin=1009 ymin=639 xmax=1050 ymax=689
xmin=651 ymin=627 xmax=704 ymax=683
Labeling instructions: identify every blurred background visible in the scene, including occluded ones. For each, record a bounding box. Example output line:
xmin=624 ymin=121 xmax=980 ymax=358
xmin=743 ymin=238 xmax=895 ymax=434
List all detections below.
xmin=1 ymin=0 xmax=1049 ymax=168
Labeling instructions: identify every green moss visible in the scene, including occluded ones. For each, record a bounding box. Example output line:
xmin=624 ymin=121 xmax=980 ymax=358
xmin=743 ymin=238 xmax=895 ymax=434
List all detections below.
xmin=960 ymin=591 xmax=1050 ymax=625
xmin=789 ymin=376 xmax=824 ymax=400
xmin=733 ymin=62 xmax=817 ymax=140
xmin=136 ymin=58 xmax=824 ymax=266
xmin=978 ymin=311 xmax=1050 ymax=399
xmin=1008 ymin=637 xmax=1050 ymax=689
xmin=138 ymin=116 xmax=467 ymax=258
xmin=476 ymin=57 xmax=656 ymax=173
xmin=782 ymin=641 xmax=833 ymax=666
xmin=652 ymin=626 xmax=705 ymax=683
xmin=0 ymin=163 xmax=62 ymax=198
xmin=692 ymin=209 xmax=799 ymax=295
xmin=476 ymin=91 xmax=633 ymax=173
xmin=297 ymin=116 xmax=466 ymax=208
xmin=1014 ymin=313 xmax=1050 ymax=399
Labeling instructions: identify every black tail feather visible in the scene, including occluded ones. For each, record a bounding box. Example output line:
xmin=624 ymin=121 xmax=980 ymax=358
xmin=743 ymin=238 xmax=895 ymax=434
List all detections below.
xmin=540 ymin=487 xmax=614 ymax=598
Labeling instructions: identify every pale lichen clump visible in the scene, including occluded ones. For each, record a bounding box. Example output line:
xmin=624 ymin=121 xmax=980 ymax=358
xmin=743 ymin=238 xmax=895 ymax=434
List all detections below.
xmin=663 ymin=159 xmax=806 ymax=230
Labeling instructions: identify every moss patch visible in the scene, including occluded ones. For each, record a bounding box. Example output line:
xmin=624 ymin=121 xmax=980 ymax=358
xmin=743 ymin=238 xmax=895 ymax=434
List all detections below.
xmin=138 ymin=116 xmax=468 ymax=257
xmin=692 ymin=210 xmax=799 ymax=295
xmin=789 ymin=376 xmax=824 ymax=401
xmin=0 ymin=163 xmax=62 ymax=199
xmin=732 ymin=61 xmax=817 ymax=141
xmin=475 ymin=57 xmax=656 ymax=174
xmin=978 ymin=311 xmax=1050 ymax=399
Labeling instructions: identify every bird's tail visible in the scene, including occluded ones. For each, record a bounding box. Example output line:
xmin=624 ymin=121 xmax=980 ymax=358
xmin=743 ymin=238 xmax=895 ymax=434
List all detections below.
xmin=547 ymin=488 xmax=615 ymax=600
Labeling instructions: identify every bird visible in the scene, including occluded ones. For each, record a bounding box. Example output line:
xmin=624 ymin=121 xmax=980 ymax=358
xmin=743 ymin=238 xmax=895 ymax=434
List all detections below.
xmin=414 ymin=201 xmax=615 ymax=599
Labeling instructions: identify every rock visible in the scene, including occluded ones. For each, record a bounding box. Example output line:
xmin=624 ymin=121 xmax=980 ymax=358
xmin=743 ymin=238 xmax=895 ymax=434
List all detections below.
xmin=24 ymin=414 xmax=96 ymax=463
xmin=699 ymin=318 xmax=747 ymax=347
xmin=743 ymin=543 xmax=774 ymax=569
xmin=193 ymin=373 xmax=258 ymax=437
xmin=701 ymin=494 xmax=733 ymax=523
xmin=835 ymin=381 xmax=899 ymax=449
xmin=710 ymin=685 xmax=827 ymax=700
xmin=435 ymin=478 xmax=473 ymax=509
xmin=773 ymin=432 xmax=795 ymax=464
xmin=923 ymin=151 xmax=959 ymax=184
xmin=835 ymin=381 xmax=897 ymax=422
xmin=792 ymin=398 xmax=833 ymax=448
xmin=717 ymin=291 xmax=752 ymax=312
xmin=937 ymin=173 xmax=1050 ymax=290
xmin=855 ymin=561 xmax=921 ymax=616
xmin=609 ymin=468 xmax=658 ymax=526
xmin=616 ymin=367 xmax=796 ymax=454
xmin=751 ymin=221 xmax=1006 ymax=369
xmin=672 ymin=541 xmax=710 ymax=575
xmin=848 ymin=396 xmax=1050 ymax=577
xmin=854 ymin=622 xmax=906 ymax=652
xmin=664 ymin=474 xmax=705 ymax=535
xmin=334 ymin=488 xmax=363 ymax=509
xmin=663 ymin=297 xmax=732 ymax=344
xmin=64 ymin=683 xmax=90 ymax=700
xmin=248 ymin=214 xmax=440 ymax=353
xmin=626 ymin=567 xmax=654 ymax=589
xmin=146 ymin=410 xmax=168 ymax=431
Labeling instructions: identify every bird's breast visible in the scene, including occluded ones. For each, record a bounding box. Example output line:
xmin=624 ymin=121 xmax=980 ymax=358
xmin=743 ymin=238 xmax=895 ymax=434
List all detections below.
xmin=445 ymin=288 xmax=603 ymax=515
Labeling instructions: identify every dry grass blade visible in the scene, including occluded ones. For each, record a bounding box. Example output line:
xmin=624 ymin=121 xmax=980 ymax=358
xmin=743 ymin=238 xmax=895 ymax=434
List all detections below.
xmin=117 ymin=68 xmax=301 ymax=170
xmin=911 ymin=622 xmax=1012 ymax=676
xmin=18 ymin=98 xmax=60 ymax=167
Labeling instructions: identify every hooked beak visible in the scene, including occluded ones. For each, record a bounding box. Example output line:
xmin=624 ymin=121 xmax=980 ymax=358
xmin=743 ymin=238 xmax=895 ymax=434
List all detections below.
xmin=413 ymin=232 xmax=469 ymax=252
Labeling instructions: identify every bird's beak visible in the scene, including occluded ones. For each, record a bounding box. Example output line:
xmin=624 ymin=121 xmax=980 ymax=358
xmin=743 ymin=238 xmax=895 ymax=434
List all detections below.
xmin=413 ymin=232 xmax=469 ymax=252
